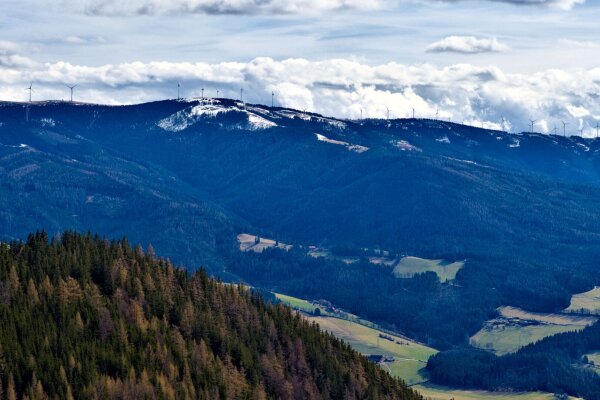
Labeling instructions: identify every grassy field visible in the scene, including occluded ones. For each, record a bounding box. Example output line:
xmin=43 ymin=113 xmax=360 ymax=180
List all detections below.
xmin=470 ymin=324 xmax=579 ymax=355
xmin=470 ymin=306 xmax=596 ymax=355
xmin=237 ymin=233 xmax=292 ymax=253
xmin=586 ymin=351 xmax=600 ymax=365
xmin=393 ymin=256 xmax=464 ymax=282
xmin=274 ymin=293 xmax=328 ymax=314
xmin=307 ymin=316 xmax=436 ymax=385
xmin=583 ymin=351 xmax=600 ymax=376
xmin=415 ymin=384 xmax=565 ymax=400
xmin=565 ymin=286 xmax=600 ymax=315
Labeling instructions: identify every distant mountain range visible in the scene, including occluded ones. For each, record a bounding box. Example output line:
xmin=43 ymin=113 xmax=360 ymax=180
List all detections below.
xmin=4 ymin=98 xmax=600 ymax=395
xmin=2 ymin=98 xmax=600 ymax=268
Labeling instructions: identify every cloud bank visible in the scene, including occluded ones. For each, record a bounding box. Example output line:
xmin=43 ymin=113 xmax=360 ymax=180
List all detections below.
xmin=83 ymin=0 xmax=584 ymax=15
xmin=435 ymin=0 xmax=584 ymax=10
xmin=1 ymin=55 xmax=599 ymax=135
xmin=426 ymin=36 xmax=510 ymax=54
xmin=84 ymin=0 xmax=380 ymax=16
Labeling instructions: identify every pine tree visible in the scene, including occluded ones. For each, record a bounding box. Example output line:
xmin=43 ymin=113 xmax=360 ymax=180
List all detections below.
xmin=6 ymin=374 xmax=16 ymax=400
xmin=27 ymin=278 xmax=39 ymax=304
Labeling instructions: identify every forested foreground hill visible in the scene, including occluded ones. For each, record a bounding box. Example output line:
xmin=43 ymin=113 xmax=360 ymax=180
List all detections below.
xmin=0 ymin=231 xmax=421 ymax=400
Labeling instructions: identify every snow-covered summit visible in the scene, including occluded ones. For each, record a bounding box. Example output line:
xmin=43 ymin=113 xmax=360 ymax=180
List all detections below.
xmin=157 ymin=99 xmax=278 ymax=132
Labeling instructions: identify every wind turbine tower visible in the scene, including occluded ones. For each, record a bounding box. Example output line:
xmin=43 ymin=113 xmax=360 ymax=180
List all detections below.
xmin=177 ymin=82 xmax=180 ymax=100
xmin=529 ymin=119 xmax=536 ymax=133
xmin=26 ymin=83 xmax=33 ymax=103
xmin=595 ymin=122 xmax=599 ymax=139
xmin=562 ymin=121 xmax=568 ymax=137
xmin=66 ymin=84 xmax=77 ymax=102
xmin=271 ymin=92 xmax=274 ymax=108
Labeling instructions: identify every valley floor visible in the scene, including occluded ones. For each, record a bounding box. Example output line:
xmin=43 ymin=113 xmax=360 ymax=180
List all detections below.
xmin=275 ymin=293 xmax=575 ymax=400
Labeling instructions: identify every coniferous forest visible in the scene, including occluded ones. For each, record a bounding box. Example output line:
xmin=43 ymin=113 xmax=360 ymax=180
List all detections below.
xmin=0 ymin=231 xmax=421 ymax=400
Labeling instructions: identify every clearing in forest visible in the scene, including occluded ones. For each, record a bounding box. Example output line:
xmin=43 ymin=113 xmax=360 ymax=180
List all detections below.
xmin=393 ymin=256 xmax=464 ymax=282
xmin=564 ymin=286 xmax=600 ymax=315
xmin=237 ymin=233 xmax=292 ymax=253
xmin=470 ymin=306 xmax=596 ymax=355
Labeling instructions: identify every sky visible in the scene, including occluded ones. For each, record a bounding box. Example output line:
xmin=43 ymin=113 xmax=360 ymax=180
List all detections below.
xmin=1 ymin=0 xmax=599 ymax=134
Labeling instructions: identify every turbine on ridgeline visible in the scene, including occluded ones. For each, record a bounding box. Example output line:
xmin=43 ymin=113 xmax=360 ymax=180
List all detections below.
xmin=66 ymin=84 xmax=77 ymax=102
xmin=529 ymin=119 xmax=537 ymax=133
xmin=26 ymin=83 xmax=33 ymax=103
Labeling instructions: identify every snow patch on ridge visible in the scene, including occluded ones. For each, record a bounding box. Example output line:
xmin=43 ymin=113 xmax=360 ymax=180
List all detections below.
xmin=247 ymin=113 xmax=278 ymax=130
xmin=391 ymin=140 xmax=421 ymax=152
xmin=315 ymin=133 xmax=368 ymax=153
xmin=508 ymin=138 xmax=520 ymax=148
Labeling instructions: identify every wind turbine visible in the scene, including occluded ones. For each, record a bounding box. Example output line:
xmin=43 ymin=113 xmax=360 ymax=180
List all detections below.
xmin=595 ymin=121 xmax=600 ymax=139
xmin=66 ymin=84 xmax=77 ymax=102
xmin=240 ymin=88 xmax=244 ymax=103
xmin=271 ymin=91 xmax=275 ymax=108
xmin=501 ymin=116 xmax=508 ymax=132
xmin=412 ymin=108 xmax=415 ymax=119
xmin=177 ymin=82 xmax=180 ymax=100
xmin=216 ymin=89 xmax=219 ymax=98
xmin=562 ymin=121 xmax=568 ymax=137
xmin=529 ymin=119 xmax=537 ymax=133
xmin=553 ymin=124 xmax=558 ymax=136
xmin=201 ymin=88 xmax=204 ymax=102
xmin=386 ymin=107 xmax=390 ymax=120
xmin=435 ymin=107 xmax=439 ymax=121
xmin=26 ymin=83 xmax=33 ymax=102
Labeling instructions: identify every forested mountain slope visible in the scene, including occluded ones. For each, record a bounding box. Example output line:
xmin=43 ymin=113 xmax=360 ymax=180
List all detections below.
xmin=0 ymin=231 xmax=420 ymax=399
xmin=3 ymin=99 xmax=600 ymax=350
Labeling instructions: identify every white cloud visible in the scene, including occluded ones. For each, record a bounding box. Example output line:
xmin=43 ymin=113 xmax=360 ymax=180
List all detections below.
xmin=0 ymin=41 xmax=38 ymax=69
xmin=82 ymin=0 xmax=585 ymax=16
xmin=1 ymin=54 xmax=600 ymax=135
xmin=426 ymin=36 xmax=510 ymax=54
xmin=84 ymin=0 xmax=381 ymax=15
xmin=558 ymin=39 xmax=599 ymax=48
xmin=436 ymin=0 xmax=585 ymax=10
xmin=63 ymin=35 xmax=107 ymax=45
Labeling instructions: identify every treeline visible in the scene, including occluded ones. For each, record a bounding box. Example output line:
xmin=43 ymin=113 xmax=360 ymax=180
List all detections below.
xmin=427 ymin=323 xmax=600 ymax=399
xmin=0 ymin=231 xmax=421 ymax=400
